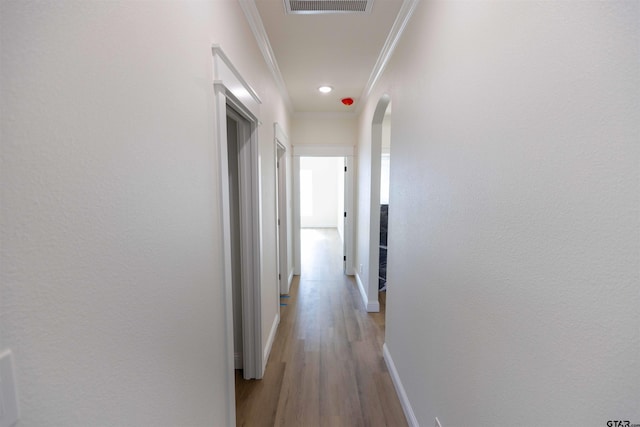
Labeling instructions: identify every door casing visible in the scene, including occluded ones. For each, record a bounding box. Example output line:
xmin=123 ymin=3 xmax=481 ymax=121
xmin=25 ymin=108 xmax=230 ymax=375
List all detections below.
xmin=212 ymin=45 xmax=264 ymax=426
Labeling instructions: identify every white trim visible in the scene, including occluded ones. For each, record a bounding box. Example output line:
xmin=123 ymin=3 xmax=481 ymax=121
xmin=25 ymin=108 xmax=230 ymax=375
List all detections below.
xmin=238 ymin=0 xmax=293 ymax=113
xmin=275 ymin=122 xmax=289 ymax=145
xmin=234 ymin=352 xmax=242 ymax=370
xmin=288 ymin=270 xmax=294 ymax=287
xmin=212 ymin=45 xmax=261 ymax=113
xmin=213 ymin=45 xmax=264 ymax=424
xmin=355 ymin=272 xmax=368 ymax=308
xmin=355 ymin=272 xmax=380 ymax=312
xmin=214 ymin=86 xmax=237 ymax=427
xmin=356 ymin=0 xmax=420 ymax=113
xmin=263 ymin=313 xmax=280 ymax=373
xmin=293 ymin=145 xmax=355 ymax=157
xmin=383 ymin=343 xmax=419 ymax=427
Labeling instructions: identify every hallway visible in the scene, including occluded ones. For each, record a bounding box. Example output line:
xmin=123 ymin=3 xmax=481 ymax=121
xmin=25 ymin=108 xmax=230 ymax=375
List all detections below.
xmin=235 ymin=228 xmax=406 ymax=426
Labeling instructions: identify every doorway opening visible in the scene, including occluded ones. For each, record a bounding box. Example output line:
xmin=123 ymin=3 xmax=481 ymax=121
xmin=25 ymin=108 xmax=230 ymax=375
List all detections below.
xmin=379 ymin=106 xmax=391 ymax=293
xmin=299 ymin=156 xmax=346 ymax=277
xmin=292 ymin=145 xmax=355 ymax=279
xmin=227 ymin=111 xmax=243 ymax=372
xmin=367 ymin=95 xmax=392 ymax=313
xmin=225 ymin=104 xmax=262 ymax=381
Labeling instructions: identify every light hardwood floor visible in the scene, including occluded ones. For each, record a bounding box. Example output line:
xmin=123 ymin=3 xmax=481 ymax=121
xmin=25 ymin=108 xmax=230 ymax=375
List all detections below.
xmin=235 ymin=228 xmax=407 ymax=427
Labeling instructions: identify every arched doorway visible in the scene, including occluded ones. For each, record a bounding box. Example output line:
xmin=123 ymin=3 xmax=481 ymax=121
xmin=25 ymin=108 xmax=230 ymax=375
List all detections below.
xmin=366 ymin=95 xmax=392 ymax=312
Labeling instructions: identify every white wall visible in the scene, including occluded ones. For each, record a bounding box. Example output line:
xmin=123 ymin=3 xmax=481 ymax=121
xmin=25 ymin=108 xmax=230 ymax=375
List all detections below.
xmin=381 ymin=112 xmax=391 ymax=205
xmin=381 ymin=113 xmax=391 ymax=153
xmin=0 ymin=1 xmax=289 ymax=425
xmin=300 ymin=157 xmax=340 ymax=228
xmin=292 ymin=113 xmax=357 ymax=146
xmin=285 ymin=149 xmax=295 ymax=283
xmin=358 ymin=1 xmax=640 ymax=425
xmin=292 ymin=113 xmax=355 ymax=275
xmin=258 ymin=90 xmax=290 ymax=368
xmin=355 ymin=105 xmax=375 ymax=303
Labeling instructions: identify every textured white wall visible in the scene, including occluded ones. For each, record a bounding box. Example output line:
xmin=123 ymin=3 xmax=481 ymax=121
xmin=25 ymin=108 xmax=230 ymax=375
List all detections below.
xmin=0 ymin=1 xmax=289 ymax=425
xmin=286 ymin=151 xmax=295 ymax=281
xmin=356 ymin=100 xmax=374 ymax=298
xmin=358 ymin=1 xmax=640 ymax=425
xmin=381 ymin=113 xmax=391 ymax=204
xmin=381 ymin=113 xmax=391 ymax=153
xmin=292 ymin=113 xmax=357 ymax=146
xmin=257 ymin=82 xmax=290 ymax=363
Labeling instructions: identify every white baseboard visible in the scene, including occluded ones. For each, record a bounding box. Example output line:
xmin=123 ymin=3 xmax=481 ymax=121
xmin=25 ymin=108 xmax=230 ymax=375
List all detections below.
xmin=262 ymin=312 xmax=280 ymax=373
xmin=355 ymin=271 xmax=367 ymax=307
xmin=288 ymin=269 xmax=294 ymax=288
xmin=355 ymin=272 xmax=380 ymax=312
xmin=383 ymin=343 xmax=418 ymax=427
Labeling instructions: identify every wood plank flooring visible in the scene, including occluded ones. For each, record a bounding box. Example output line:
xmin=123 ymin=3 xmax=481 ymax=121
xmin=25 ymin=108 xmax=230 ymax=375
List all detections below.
xmin=235 ymin=228 xmax=407 ymax=427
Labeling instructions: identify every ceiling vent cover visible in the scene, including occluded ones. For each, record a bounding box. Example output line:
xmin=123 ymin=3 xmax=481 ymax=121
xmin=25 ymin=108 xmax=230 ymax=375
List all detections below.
xmin=285 ymin=0 xmax=373 ymax=14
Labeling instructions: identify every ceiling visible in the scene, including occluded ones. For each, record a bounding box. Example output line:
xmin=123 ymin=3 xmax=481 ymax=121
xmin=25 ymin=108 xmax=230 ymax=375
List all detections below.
xmin=249 ymin=0 xmax=407 ymax=113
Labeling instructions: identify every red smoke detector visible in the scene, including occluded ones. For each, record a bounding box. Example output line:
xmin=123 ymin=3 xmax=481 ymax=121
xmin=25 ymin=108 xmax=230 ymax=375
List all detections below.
xmin=341 ymin=97 xmax=354 ymax=106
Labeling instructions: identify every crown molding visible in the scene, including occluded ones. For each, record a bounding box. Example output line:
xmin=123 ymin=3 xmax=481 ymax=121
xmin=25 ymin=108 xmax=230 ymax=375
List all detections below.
xmin=355 ymin=0 xmax=420 ymax=114
xmin=239 ymin=0 xmax=294 ymax=113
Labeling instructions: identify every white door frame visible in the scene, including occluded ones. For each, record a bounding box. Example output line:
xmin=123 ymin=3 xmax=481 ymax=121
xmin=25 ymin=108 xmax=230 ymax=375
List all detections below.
xmin=212 ymin=45 xmax=263 ymax=425
xmin=274 ymin=124 xmax=290 ymax=294
xmin=292 ymin=145 xmax=355 ymax=276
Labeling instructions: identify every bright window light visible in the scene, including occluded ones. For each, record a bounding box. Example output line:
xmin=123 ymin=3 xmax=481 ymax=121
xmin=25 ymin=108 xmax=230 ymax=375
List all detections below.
xmin=301 ymin=170 xmax=313 ymax=216
xmin=380 ymin=154 xmax=390 ymax=204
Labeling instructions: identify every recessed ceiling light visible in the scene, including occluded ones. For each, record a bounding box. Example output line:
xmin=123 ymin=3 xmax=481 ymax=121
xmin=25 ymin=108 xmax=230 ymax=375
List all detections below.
xmin=318 ymin=86 xmax=333 ymax=94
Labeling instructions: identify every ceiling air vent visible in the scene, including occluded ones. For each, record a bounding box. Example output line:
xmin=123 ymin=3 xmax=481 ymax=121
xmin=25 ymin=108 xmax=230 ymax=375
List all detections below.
xmin=285 ymin=0 xmax=373 ymax=14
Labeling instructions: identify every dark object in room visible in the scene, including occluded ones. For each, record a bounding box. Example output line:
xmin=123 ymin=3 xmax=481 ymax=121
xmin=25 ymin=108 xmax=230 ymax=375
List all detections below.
xmin=379 ymin=204 xmax=388 ymax=291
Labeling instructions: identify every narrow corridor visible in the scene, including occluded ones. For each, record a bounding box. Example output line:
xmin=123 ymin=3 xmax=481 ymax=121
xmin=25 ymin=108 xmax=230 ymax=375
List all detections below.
xmin=235 ymin=228 xmax=406 ymax=426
